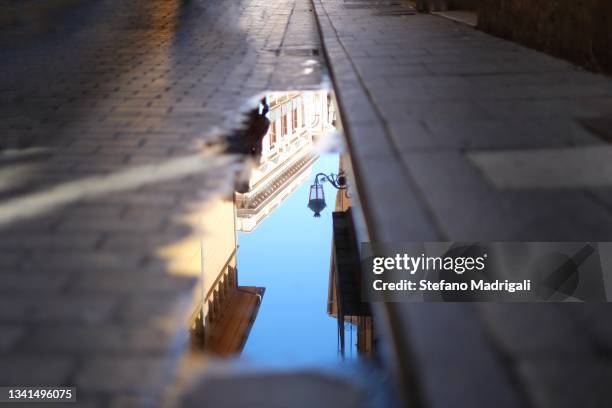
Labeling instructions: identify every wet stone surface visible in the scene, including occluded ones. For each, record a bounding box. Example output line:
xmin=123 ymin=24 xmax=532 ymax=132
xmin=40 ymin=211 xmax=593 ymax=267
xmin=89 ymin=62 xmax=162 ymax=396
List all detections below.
xmin=0 ymin=0 xmax=335 ymax=404
xmin=312 ymin=1 xmax=612 ymax=407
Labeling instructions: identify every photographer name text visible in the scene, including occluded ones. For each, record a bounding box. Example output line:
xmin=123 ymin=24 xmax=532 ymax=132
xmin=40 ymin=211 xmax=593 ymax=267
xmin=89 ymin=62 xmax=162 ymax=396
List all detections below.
xmin=373 ymin=279 xmax=532 ymax=293
xmin=371 ymin=253 xmax=531 ymax=293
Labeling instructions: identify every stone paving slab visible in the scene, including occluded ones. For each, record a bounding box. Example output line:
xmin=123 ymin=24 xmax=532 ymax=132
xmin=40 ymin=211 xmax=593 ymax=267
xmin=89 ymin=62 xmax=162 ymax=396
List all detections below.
xmin=178 ymin=362 xmax=396 ymax=408
xmin=312 ymin=1 xmax=612 ymax=407
xmin=310 ymin=3 xmax=612 ymax=244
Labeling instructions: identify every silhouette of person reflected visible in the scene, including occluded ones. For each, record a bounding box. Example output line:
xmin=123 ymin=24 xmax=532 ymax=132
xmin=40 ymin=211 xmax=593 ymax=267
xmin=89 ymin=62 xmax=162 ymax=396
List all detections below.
xmin=226 ymin=98 xmax=270 ymax=158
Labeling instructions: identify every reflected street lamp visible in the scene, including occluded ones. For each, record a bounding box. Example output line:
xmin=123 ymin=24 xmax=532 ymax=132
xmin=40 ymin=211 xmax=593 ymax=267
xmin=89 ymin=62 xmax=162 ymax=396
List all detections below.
xmin=307 ymin=172 xmax=347 ymax=217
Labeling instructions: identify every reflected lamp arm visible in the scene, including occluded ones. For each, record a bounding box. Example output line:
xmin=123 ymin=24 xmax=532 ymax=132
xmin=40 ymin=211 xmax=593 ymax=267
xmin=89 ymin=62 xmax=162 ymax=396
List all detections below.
xmin=313 ymin=172 xmax=347 ymax=190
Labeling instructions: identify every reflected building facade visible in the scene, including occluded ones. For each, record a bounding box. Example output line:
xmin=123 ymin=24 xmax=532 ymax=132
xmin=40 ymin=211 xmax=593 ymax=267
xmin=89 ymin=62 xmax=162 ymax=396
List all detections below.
xmin=235 ymin=90 xmax=335 ymax=233
xmin=188 ymin=198 xmax=265 ymax=355
xmin=327 ymin=156 xmax=374 ymax=357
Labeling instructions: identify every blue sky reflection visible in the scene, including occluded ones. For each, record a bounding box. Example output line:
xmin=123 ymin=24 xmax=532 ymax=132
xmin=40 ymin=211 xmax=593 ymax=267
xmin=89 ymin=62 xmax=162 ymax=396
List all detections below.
xmin=237 ymin=153 xmax=341 ymax=366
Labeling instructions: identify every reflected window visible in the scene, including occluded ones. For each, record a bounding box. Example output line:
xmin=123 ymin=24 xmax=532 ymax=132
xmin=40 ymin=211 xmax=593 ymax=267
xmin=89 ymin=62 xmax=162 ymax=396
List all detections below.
xmin=269 ymin=122 xmax=277 ymax=147
xmin=292 ymin=107 xmax=298 ymax=130
xmin=281 ymin=115 xmax=288 ymax=137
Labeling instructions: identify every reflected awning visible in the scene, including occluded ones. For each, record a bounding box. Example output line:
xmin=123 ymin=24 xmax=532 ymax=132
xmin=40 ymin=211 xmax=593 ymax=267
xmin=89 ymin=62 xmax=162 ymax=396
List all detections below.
xmin=206 ymin=286 xmax=265 ymax=355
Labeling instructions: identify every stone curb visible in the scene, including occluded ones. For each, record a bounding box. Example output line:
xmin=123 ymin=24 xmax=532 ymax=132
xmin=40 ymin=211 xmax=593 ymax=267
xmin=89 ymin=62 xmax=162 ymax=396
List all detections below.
xmin=309 ymin=0 xmax=442 ymax=244
xmin=309 ymin=1 xmax=427 ymax=406
xmin=309 ymin=3 xmax=526 ymax=407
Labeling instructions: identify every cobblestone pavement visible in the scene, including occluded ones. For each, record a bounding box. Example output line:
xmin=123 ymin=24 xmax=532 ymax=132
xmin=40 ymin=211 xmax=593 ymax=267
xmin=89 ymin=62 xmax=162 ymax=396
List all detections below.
xmin=313 ymin=1 xmax=612 ymax=407
xmin=0 ymin=0 xmax=329 ymax=405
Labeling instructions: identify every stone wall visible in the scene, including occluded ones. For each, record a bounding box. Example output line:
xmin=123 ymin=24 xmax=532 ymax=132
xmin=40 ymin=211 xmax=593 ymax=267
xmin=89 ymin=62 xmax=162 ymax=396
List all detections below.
xmin=449 ymin=0 xmax=478 ymax=10
xmin=478 ymin=0 xmax=612 ymax=74
xmin=418 ymin=0 xmax=478 ymax=11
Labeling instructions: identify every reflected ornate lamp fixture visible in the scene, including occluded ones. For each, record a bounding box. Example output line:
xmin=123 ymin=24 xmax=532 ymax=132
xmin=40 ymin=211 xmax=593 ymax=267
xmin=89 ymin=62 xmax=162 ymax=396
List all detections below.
xmin=307 ymin=172 xmax=347 ymax=217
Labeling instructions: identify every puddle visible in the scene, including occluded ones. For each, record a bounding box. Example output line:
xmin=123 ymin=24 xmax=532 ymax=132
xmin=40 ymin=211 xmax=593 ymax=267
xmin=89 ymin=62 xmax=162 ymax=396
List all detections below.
xmin=188 ymin=89 xmax=373 ymax=366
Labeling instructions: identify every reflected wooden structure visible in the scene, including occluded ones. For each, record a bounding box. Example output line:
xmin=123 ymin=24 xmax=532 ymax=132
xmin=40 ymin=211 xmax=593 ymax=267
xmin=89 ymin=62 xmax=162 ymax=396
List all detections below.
xmin=204 ymin=265 xmax=265 ymax=355
xmin=188 ymin=197 xmax=265 ymax=356
xmin=327 ymin=157 xmax=373 ymax=356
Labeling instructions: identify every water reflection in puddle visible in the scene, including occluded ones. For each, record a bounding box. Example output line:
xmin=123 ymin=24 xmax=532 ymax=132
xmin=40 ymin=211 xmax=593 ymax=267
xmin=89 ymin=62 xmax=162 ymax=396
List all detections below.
xmin=238 ymin=152 xmax=341 ymax=365
xmin=190 ymin=89 xmax=371 ymax=366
